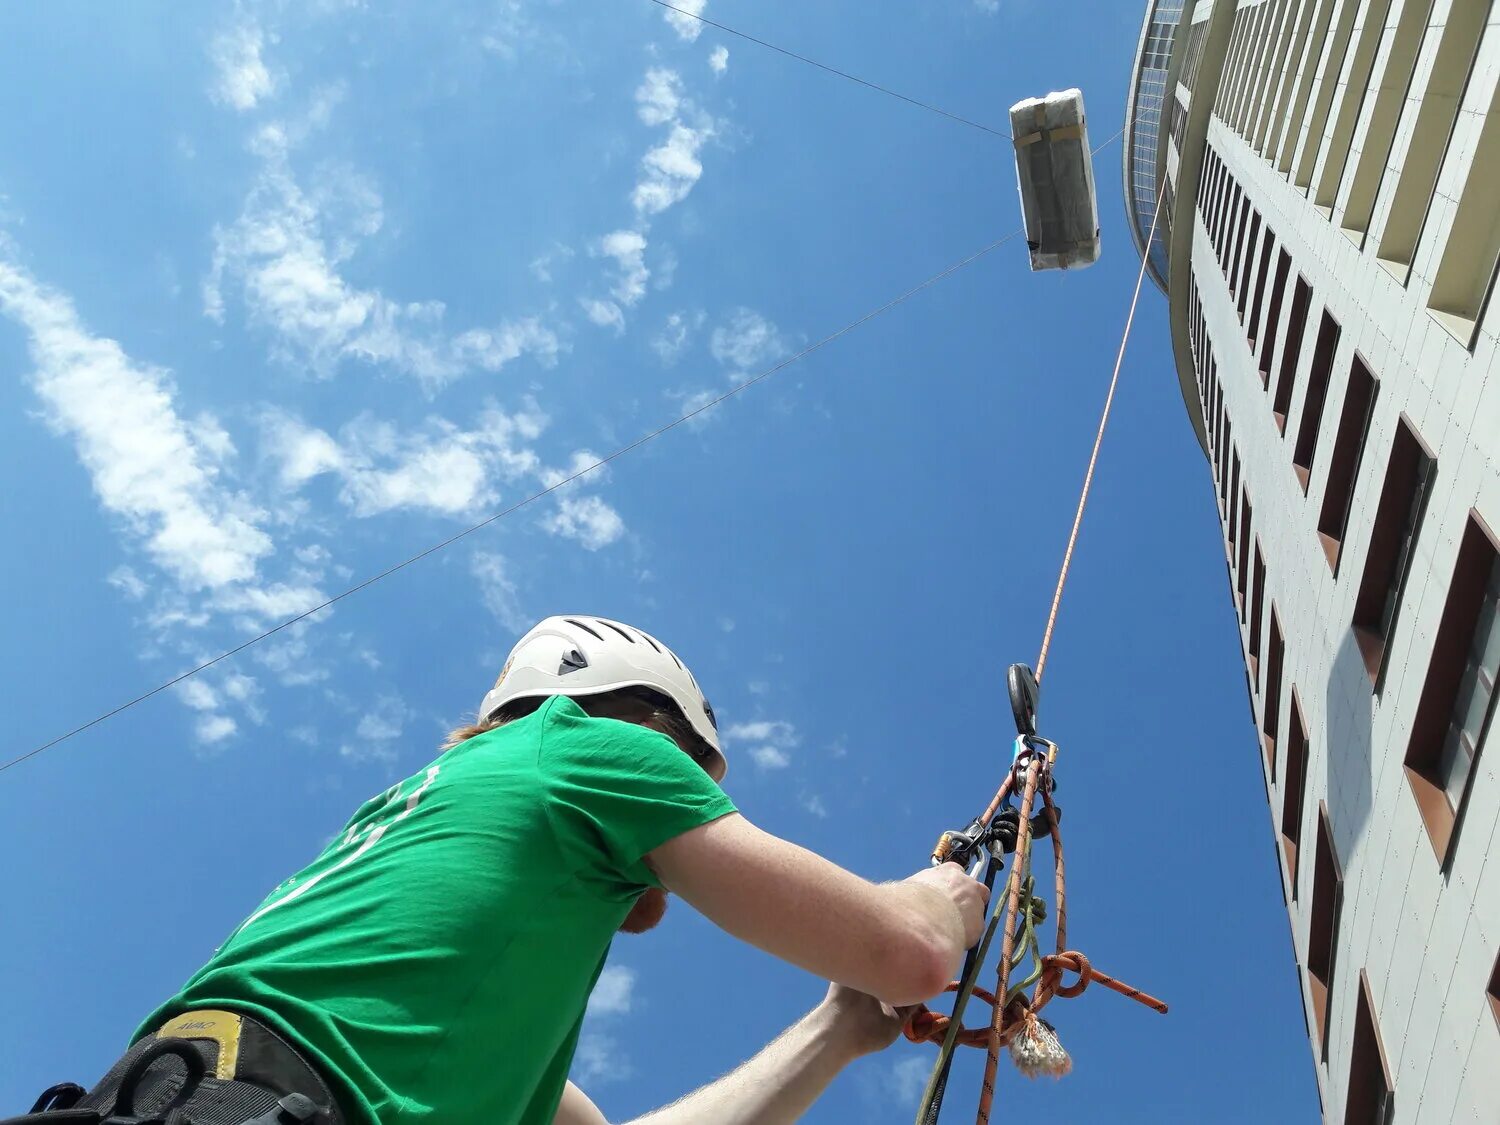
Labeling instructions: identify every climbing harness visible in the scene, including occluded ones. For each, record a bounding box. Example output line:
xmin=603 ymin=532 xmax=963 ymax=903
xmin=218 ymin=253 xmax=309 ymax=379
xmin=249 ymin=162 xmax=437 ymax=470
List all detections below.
xmin=903 ymin=178 xmax=1171 ymax=1124
xmin=4 ymin=1010 xmax=343 ymax=1125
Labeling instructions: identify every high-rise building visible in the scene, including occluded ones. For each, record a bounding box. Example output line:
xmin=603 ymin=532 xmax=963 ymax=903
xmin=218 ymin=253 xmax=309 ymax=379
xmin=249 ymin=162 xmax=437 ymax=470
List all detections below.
xmin=1126 ymin=2 xmax=1500 ymax=1120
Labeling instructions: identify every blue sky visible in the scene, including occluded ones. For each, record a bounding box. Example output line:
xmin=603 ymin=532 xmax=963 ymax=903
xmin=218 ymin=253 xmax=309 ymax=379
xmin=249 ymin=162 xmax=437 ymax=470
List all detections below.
xmin=0 ymin=2 xmax=1319 ymax=1121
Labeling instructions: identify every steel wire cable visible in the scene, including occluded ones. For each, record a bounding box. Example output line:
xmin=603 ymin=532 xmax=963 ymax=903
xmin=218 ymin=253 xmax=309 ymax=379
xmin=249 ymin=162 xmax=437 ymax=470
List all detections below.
xmin=645 ymin=0 xmax=1011 ymax=139
xmin=1 ymin=129 xmax=1125 ymax=778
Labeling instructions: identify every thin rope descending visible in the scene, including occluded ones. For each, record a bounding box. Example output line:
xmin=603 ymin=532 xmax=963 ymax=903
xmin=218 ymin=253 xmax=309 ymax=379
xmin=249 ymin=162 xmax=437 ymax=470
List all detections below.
xmin=0 ymin=231 xmax=1023 ymax=778
xmin=1033 ymin=189 xmax=1167 ymax=686
xmin=645 ymin=0 xmax=1011 ymax=139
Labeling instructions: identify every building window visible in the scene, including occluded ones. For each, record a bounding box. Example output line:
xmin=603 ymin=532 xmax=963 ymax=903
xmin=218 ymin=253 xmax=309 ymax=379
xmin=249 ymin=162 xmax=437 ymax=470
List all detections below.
xmin=1275 ymin=0 xmax=1338 ymax=175
xmin=1403 ymin=511 xmax=1499 ymax=866
xmin=1316 ymin=355 xmax=1379 ymax=571
xmin=1308 ymin=803 xmax=1343 ymax=1059
xmin=1265 ymin=608 xmax=1285 ymax=777
xmin=1230 ymin=197 xmax=1252 ymax=290
xmin=1229 ymin=451 xmax=1242 ymax=535
xmin=1238 ymin=211 xmax=1263 ymax=321
xmin=1249 ymin=543 xmax=1266 ymax=680
xmin=1248 ymin=229 xmax=1276 ymax=358
xmin=1338 ymin=0 xmax=1431 ymax=243
xmin=1428 ymin=76 xmax=1500 ymax=349
xmin=1282 ymin=690 xmax=1309 ymax=889
xmin=1254 ymin=0 xmax=1304 ymax=155
xmin=1312 ymin=0 xmax=1390 ymax=213
xmin=1352 ymin=417 xmax=1436 ymax=683
xmin=1294 ymin=0 xmax=1360 ymax=190
xmin=1375 ymin=0 xmax=1489 ymax=275
xmin=1292 ymin=309 xmax=1342 ymax=492
xmin=1260 ymin=248 xmax=1292 ymax=383
xmin=1345 ymin=971 xmax=1395 ymax=1125
xmin=1238 ymin=497 xmax=1253 ymax=617
xmin=1273 ymin=276 xmax=1312 ymax=434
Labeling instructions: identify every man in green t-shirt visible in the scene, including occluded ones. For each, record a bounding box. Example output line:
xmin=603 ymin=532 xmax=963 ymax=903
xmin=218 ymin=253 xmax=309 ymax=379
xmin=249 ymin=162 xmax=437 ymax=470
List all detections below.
xmin=30 ymin=616 xmax=985 ymax=1125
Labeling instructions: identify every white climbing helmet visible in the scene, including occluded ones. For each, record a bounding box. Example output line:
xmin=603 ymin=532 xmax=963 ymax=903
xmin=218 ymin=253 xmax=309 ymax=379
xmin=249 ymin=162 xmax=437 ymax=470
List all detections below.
xmin=479 ymin=615 xmax=724 ymax=773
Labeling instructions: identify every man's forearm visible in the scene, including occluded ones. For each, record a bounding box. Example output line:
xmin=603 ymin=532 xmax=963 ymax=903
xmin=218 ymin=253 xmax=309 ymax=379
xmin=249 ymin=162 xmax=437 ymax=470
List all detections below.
xmin=625 ymin=1002 xmax=856 ymax=1125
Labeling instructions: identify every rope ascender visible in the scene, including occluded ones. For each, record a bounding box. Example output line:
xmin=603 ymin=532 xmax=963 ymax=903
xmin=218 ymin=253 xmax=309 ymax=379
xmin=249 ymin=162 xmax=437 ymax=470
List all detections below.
xmin=903 ymin=664 xmax=1167 ymax=1123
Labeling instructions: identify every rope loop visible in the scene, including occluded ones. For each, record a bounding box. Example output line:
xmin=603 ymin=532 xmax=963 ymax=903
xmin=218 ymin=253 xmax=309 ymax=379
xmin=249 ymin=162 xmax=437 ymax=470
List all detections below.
xmin=1041 ymin=951 xmax=1092 ymax=1000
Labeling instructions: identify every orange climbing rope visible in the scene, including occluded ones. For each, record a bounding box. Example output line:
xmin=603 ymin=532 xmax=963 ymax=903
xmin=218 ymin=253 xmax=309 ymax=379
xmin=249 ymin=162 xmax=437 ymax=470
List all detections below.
xmin=905 ymin=191 xmax=1170 ymax=1122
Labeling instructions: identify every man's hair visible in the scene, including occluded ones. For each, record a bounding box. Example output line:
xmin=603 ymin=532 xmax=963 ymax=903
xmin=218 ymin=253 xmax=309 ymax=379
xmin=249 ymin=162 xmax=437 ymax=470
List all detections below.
xmin=442 ymin=687 xmax=717 ymax=768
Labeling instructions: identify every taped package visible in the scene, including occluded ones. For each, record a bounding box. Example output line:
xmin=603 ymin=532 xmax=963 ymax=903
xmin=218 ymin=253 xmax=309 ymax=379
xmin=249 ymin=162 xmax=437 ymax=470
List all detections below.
xmin=1009 ymin=88 xmax=1101 ymax=271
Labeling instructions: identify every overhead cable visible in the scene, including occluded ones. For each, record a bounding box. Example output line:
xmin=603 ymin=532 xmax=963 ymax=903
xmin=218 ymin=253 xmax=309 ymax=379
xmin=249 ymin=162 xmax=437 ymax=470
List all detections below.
xmin=2 ymin=129 xmax=1126 ymax=777
xmin=1 ymin=230 xmax=1024 ymax=777
xmin=645 ymin=0 xmax=1011 ymax=139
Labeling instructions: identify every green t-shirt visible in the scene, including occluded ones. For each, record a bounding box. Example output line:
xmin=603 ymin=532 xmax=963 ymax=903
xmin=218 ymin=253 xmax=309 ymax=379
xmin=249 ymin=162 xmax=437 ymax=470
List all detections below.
xmin=137 ymin=696 xmax=737 ymax=1125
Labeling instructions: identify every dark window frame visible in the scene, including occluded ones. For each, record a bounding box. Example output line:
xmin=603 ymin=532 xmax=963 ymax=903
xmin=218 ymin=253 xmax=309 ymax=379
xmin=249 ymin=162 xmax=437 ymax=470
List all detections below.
xmin=1307 ymin=802 xmax=1343 ymax=1062
xmin=1316 ymin=354 xmax=1380 ymax=573
xmin=1249 ymin=229 xmax=1276 ymax=359
xmin=1264 ymin=607 xmax=1285 ymax=778
xmin=1282 ymin=689 xmax=1309 ymax=891
xmin=1260 ymin=249 xmax=1292 ymax=382
xmin=1345 ymin=969 xmax=1395 ymax=1125
xmin=1403 ymin=510 xmax=1498 ymax=869
xmin=1292 ymin=309 xmax=1343 ymax=492
xmin=1352 ymin=415 xmax=1437 ymax=686
xmin=1273 ymin=275 xmax=1312 ymax=434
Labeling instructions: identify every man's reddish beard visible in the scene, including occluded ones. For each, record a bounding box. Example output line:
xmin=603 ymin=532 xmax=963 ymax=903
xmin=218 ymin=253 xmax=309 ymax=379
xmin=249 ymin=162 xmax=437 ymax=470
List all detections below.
xmin=619 ymin=887 xmax=669 ymax=934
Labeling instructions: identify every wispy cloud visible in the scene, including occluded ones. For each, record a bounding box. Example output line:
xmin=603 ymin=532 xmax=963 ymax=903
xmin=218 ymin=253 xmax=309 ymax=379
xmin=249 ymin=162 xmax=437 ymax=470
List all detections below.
xmin=724 ymin=718 xmax=799 ymax=771
xmin=886 ymin=1057 xmax=930 ymax=1106
xmin=652 ymin=309 xmax=704 ymax=364
xmin=341 ymin=692 xmax=411 ymax=761
xmin=206 ymin=114 xmax=559 ymax=386
xmin=0 ymin=253 xmax=275 ymax=593
xmin=209 ymin=22 xmax=276 ymax=112
xmin=708 ymin=45 xmax=729 ymax=76
xmin=659 ymin=0 xmax=708 ymax=41
xmin=471 ymin=550 xmax=527 ymax=632
xmin=261 ymin=403 xmax=625 ymax=543
xmin=588 ymin=965 xmax=637 ymax=1017
xmin=711 ymin=308 xmax=785 ymax=372
xmin=577 ymin=964 xmax=638 ymax=1083
xmin=582 ymin=65 xmax=719 ymax=332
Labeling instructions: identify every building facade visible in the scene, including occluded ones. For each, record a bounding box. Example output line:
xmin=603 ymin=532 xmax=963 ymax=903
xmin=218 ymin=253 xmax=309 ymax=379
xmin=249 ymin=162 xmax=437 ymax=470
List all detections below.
xmin=1126 ymin=1 xmax=1500 ymax=1120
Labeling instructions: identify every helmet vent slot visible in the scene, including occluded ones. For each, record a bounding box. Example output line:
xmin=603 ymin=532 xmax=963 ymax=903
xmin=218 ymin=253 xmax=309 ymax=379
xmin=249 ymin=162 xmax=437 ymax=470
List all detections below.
xmin=598 ymin=620 xmax=637 ymax=644
xmin=566 ymin=618 xmax=605 ymax=641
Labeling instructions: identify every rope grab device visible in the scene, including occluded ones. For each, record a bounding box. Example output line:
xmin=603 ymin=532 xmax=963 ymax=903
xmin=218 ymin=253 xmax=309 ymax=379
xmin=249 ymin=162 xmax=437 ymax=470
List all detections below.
xmin=903 ymin=664 xmax=1168 ymax=1124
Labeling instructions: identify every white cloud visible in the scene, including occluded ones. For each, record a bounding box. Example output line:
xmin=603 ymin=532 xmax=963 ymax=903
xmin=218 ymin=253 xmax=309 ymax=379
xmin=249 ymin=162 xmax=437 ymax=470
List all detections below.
xmin=749 ymin=745 xmax=790 ymax=769
xmin=0 ymin=254 xmax=275 ymax=593
xmin=710 ymin=308 xmax=785 ymax=371
xmin=209 ymin=23 xmax=275 ymax=112
xmin=725 ymin=719 xmax=799 ymax=772
xmin=886 ymin=1057 xmax=930 ymax=1106
xmin=582 ymin=298 xmax=625 ymax=332
xmin=708 ymin=46 xmax=729 ymax=75
xmin=633 ymin=122 xmax=712 ymax=217
xmin=588 ymin=965 xmax=637 ymax=1017
xmin=175 ymin=680 xmax=220 ymax=712
xmin=472 ymin=550 xmax=527 ymax=632
xmin=262 ymin=403 xmax=550 ymax=520
xmin=542 ymin=495 xmax=625 ymax=550
xmin=801 ymin=793 xmax=829 ymax=818
xmin=196 ymin=714 xmax=239 ymax=745
xmin=635 ymin=68 xmax=683 ymax=127
xmin=343 ymin=693 xmax=410 ymax=760
xmin=108 ymin=566 xmax=148 ymax=601
xmin=598 ymin=229 xmax=649 ymax=306
xmin=207 ymin=120 xmax=558 ymax=385
xmin=577 ymin=964 xmax=638 ymax=1083
xmin=974 ymin=0 xmax=1001 ymax=12
xmin=660 ymin=0 xmax=708 ymax=40
xmin=652 ymin=310 xmax=703 ymax=364
xmin=574 ymin=1030 xmax=632 ymax=1084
